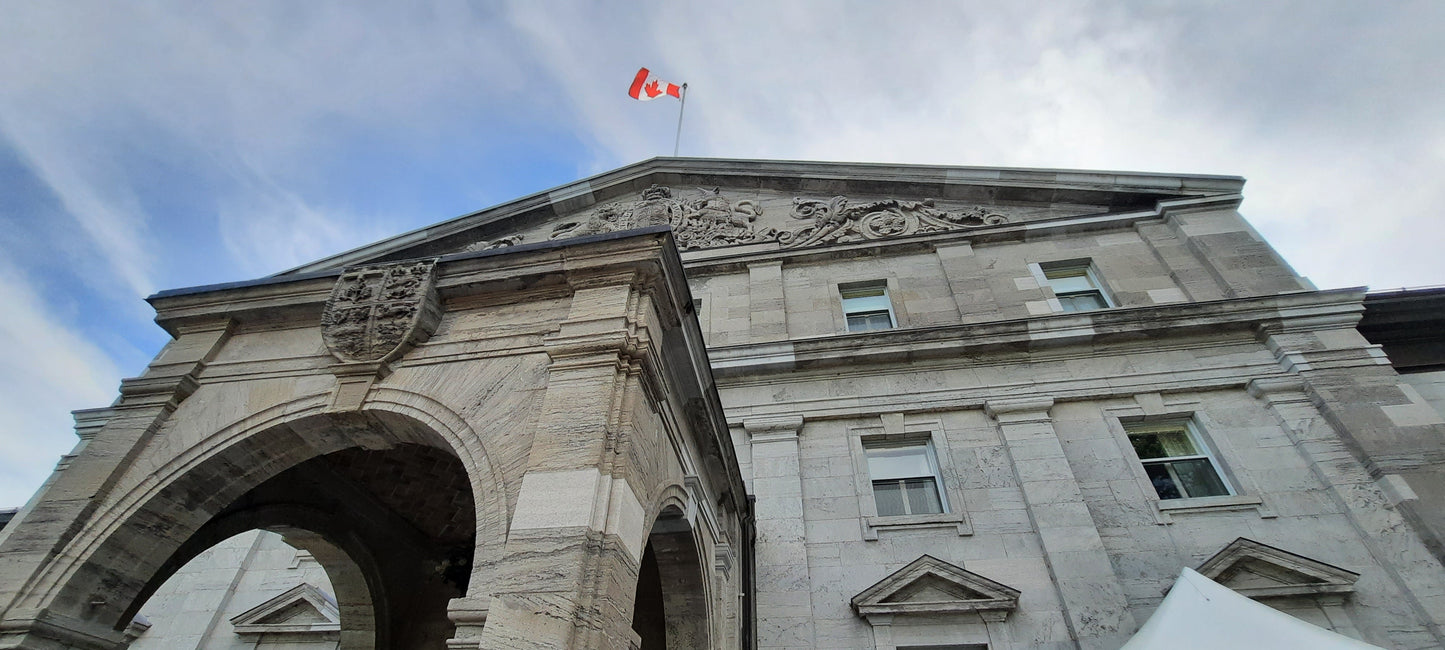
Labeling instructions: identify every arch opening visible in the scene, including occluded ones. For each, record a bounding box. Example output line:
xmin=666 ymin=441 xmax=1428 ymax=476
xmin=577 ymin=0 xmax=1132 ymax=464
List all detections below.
xmin=631 ymin=505 xmax=711 ymax=650
xmin=64 ymin=410 xmax=481 ymax=650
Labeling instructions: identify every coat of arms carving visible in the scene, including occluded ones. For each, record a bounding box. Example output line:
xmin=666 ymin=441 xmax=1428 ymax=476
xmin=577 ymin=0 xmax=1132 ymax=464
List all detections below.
xmin=321 ymin=259 xmax=442 ymax=364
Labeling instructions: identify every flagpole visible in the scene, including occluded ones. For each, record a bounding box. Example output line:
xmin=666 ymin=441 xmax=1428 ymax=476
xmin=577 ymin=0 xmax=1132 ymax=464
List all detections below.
xmin=673 ymin=83 xmax=688 ymax=157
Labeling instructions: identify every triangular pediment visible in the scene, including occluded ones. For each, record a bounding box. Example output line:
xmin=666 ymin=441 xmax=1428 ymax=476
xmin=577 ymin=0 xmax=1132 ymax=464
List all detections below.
xmin=229 ymin=583 xmax=341 ymax=635
xmin=280 ymin=158 xmax=1244 ymax=275
xmin=1196 ymin=538 xmax=1359 ymax=599
xmin=852 ymin=554 xmax=1020 ymax=619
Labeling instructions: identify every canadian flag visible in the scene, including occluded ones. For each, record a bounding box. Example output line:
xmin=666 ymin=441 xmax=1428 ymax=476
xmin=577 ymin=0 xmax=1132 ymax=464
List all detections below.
xmin=628 ymin=67 xmax=683 ymax=101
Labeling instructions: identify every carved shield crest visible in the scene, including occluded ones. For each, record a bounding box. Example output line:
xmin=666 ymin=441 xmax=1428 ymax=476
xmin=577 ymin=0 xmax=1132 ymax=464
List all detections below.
xmin=321 ymin=259 xmax=442 ymax=364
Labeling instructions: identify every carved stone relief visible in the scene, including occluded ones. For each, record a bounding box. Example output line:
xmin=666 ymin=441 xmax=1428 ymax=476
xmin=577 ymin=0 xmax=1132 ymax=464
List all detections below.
xmin=775 ymin=196 xmax=1007 ymax=249
xmin=550 ymin=184 xmax=762 ymax=250
xmin=545 ymin=185 xmax=1008 ymax=252
xmin=463 ymin=235 xmax=524 ymax=252
xmin=321 ymin=259 xmax=441 ymax=364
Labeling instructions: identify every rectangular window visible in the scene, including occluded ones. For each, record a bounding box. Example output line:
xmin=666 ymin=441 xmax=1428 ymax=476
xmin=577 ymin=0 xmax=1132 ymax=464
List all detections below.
xmin=1041 ymin=262 xmax=1111 ymax=312
xmin=865 ymin=441 xmax=946 ymax=516
xmin=840 ymin=282 xmax=896 ymax=332
xmin=1126 ymin=421 xmax=1232 ymax=500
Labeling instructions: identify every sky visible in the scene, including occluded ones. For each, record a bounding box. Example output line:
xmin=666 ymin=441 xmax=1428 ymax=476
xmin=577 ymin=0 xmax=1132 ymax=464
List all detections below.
xmin=0 ymin=1 xmax=1442 ymax=507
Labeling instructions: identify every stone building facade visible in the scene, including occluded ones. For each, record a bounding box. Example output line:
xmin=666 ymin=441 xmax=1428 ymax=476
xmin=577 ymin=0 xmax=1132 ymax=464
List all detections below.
xmin=2 ymin=158 xmax=1444 ymax=649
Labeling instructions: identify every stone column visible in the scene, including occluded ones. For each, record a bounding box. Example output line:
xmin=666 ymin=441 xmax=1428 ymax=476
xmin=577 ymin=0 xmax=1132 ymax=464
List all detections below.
xmin=1250 ymin=377 xmax=1445 ymax=645
xmin=1260 ymin=321 xmax=1445 ymax=566
xmin=985 ymin=398 xmax=1134 ymax=650
xmin=743 ymin=415 xmax=814 ymax=649
xmin=476 ymin=278 xmax=650 ymax=650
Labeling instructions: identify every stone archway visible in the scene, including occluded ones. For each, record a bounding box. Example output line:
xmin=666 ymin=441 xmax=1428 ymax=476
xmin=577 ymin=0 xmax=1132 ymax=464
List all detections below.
xmin=6 ymin=410 xmax=481 ymax=650
xmin=0 ymin=232 xmax=751 ymax=650
xmin=631 ymin=505 xmax=712 ymax=650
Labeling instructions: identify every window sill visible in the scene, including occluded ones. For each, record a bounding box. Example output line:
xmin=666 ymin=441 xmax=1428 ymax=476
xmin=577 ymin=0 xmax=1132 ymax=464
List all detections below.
xmin=1153 ymin=494 xmax=1274 ymax=523
xmin=863 ymin=512 xmax=972 ymax=540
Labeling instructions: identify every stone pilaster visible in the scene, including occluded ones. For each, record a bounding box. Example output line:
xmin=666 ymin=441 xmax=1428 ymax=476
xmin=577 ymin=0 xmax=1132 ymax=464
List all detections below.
xmin=475 ymin=275 xmax=651 ymax=650
xmin=747 ymin=261 xmax=787 ymax=342
xmin=985 ymin=398 xmax=1134 ymax=650
xmin=743 ymin=415 xmax=814 ymax=650
xmin=935 ymin=242 xmax=1001 ymax=321
xmin=1249 ymin=377 xmax=1445 ymax=644
xmin=1260 ymin=321 xmax=1445 ymax=566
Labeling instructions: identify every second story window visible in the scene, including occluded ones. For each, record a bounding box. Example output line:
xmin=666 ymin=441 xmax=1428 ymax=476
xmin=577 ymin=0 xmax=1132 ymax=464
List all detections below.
xmin=1126 ymin=420 xmax=1232 ymax=500
xmin=1041 ymin=261 xmax=1112 ymax=312
xmin=865 ymin=441 xmax=946 ymax=516
xmin=841 ymin=282 xmax=896 ymax=332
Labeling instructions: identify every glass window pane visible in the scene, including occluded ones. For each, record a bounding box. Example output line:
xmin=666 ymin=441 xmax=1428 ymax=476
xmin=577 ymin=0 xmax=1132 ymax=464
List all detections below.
xmin=1046 ymin=273 xmax=1095 ymax=293
xmin=1170 ymin=458 xmax=1230 ymax=498
xmin=872 ymin=481 xmax=906 ymax=516
xmin=1143 ymin=463 xmax=1182 ymax=499
xmin=903 ymin=477 xmax=943 ymax=514
xmin=847 ymin=311 xmax=893 ymax=331
xmin=841 ymin=294 xmax=892 ymax=313
xmin=1130 ymin=430 xmax=1198 ymax=459
xmin=1058 ymin=293 xmax=1107 ymax=312
xmin=840 ymin=285 xmax=886 ymax=300
xmin=867 ymin=446 xmax=931 ymax=479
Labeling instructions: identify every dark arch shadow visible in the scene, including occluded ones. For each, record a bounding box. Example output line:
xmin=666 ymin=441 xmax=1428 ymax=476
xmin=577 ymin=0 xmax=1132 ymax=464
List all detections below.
xmin=632 ymin=505 xmax=711 ymax=650
xmin=40 ymin=408 xmax=479 ymax=650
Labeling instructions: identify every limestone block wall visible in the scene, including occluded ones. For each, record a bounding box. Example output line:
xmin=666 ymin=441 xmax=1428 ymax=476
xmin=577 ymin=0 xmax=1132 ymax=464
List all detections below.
xmin=1401 ymin=370 xmax=1445 ymax=421
xmin=715 ymin=307 xmax=1445 ymax=649
xmin=685 ymin=207 xmax=1312 ymax=347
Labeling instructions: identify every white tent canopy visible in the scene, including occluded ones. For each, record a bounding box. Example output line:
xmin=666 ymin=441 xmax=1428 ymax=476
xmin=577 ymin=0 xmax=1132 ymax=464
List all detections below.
xmin=1120 ymin=568 xmax=1382 ymax=650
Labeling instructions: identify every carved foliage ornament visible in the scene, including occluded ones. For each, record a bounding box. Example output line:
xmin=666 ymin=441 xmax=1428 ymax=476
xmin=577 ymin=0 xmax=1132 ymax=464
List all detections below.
xmin=322 ymin=259 xmax=442 ymax=364
xmin=551 ymin=184 xmax=762 ymax=251
xmin=549 ymin=185 xmax=1007 ymax=251
xmin=778 ymin=196 xmax=1007 ymax=249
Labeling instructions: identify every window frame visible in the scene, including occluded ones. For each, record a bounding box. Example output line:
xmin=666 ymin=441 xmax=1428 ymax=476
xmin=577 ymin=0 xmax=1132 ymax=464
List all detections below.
xmin=849 ymin=419 xmax=972 ymax=539
xmin=1035 ymin=260 xmax=1114 ymax=312
xmin=1124 ymin=419 xmax=1235 ymax=501
xmin=864 ymin=439 xmax=950 ymax=517
xmin=839 ymin=281 xmax=897 ymax=332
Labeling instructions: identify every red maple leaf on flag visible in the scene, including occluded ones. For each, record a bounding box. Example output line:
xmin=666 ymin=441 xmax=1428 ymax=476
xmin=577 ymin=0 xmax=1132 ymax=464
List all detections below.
xmin=645 ymin=80 xmax=662 ymax=98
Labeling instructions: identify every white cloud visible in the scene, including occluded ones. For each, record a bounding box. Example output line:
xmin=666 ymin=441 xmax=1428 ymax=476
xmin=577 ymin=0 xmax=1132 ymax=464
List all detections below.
xmin=0 ymin=259 xmax=122 ymax=506
xmin=511 ymin=0 xmax=1445 ymax=289
xmin=0 ymin=0 xmax=1443 ymax=505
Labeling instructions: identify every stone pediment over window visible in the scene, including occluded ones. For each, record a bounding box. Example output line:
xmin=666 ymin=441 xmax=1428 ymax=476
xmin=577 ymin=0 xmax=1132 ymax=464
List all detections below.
xmin=851 ymin=555 xmax=1020 ymax=622
xmin=1196 ymin=537 xmax=1359 ymax=599
xmin=229 ymin=583 xmax=341 ymax=636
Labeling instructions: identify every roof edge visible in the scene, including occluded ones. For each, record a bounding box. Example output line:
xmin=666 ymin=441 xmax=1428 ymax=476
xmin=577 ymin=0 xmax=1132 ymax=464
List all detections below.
xmin=276 ymin=157 xmax=1247 ymax=277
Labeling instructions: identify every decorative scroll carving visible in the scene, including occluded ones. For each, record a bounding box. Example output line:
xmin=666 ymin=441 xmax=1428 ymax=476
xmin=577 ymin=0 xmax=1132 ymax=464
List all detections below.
xmin=322 ymin=259 xmax=441 ymax=364
xmin=551 ymin=185 xmax=762 ymax=250
xmin=546 ymin=185 xmax=1008 ymax=252
xmin=463 ymin=235 xmax=524 ymax=252
xmin=776 ymin=196 xmax=1007 ymax=249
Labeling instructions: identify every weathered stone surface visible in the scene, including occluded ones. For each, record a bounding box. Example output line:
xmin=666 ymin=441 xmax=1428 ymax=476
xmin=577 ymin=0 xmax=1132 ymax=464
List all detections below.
xmin=6 ymin=159 xmax=1445 ymax=650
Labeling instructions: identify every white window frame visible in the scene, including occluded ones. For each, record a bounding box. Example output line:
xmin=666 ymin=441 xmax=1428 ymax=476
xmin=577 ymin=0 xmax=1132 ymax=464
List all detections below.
xmin=1034 ymin=260 xmax=1114 ymax=312
xmin=840 ymin=281 xmax=897 ymax=332
xmin=864 ymin=440 xmax=949 ymax=517
xmin=1124 ymin=419 xmax=1235 ymax=500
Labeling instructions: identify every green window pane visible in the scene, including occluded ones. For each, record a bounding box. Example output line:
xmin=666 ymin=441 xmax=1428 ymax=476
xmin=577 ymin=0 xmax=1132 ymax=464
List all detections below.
xmin=903 ymin=478 xmax=943 ymax=515
xmin=1130 ymin=430 xmax=1198 ymax=459
xmin=872 ymin=481 xmax=907 ymax=516
xmin=1170 ymin=458 xmax=1230 ymax=498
